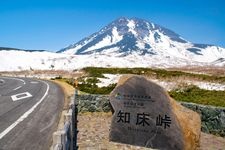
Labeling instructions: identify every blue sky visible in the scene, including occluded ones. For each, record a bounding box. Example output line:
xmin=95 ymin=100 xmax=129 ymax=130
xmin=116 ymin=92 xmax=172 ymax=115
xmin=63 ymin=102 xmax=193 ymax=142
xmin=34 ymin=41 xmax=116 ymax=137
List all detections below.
xmin=0 ymin=0 xmax=225 ymax=51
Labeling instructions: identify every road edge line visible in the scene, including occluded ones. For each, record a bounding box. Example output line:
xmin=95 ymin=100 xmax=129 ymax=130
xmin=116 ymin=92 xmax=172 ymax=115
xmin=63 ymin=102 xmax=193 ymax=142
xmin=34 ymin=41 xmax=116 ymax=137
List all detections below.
xmin=0 ymin=80 xmax=49 ymax=139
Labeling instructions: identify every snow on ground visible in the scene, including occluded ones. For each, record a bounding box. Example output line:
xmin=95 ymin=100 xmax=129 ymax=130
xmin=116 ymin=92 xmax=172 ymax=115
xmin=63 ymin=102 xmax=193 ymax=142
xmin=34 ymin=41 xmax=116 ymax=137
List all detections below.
xmin=96 ymin=74 xmax=121 ymax=87
xmin=0 ymin=49 xmax=223 ymax=72
xmin=0 ymin=50 xmax=224 ymax=91
xmin=0 ymin=50 xmax=178 ymax=71
xmin=152 ymin=80 xmax=225 ymax=91
xmin=96 ymin=74 xmax=225 ymax=91
xmin=0 ymin=49 xmax=224 ymax=90
xmin=188 ymin=81 xmax=225 ymax=91
xmin=0 ymin=50 xmax=72 ymax=71
xmin=151 ymin=79 xmax=178 ymax=91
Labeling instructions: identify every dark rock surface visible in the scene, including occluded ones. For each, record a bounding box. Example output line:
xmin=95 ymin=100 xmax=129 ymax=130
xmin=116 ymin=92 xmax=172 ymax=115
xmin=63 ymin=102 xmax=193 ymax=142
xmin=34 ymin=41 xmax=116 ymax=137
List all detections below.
xmin=109 ymin=76 xmax=186 ymax=149
xmin=76 ymin=94 xmax=225 ymax=137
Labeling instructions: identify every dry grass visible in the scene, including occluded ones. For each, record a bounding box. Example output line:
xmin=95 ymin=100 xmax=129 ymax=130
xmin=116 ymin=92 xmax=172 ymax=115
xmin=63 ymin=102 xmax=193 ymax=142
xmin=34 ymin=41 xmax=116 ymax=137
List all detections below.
xmin=78 ymin=112 xmax=151 ymax=150
xmin=51 ymin=80 xmax=74 ymax=131
xmin=0 ymin=70 xmax=84 ymax=79
xmin=52 ymin=80 xmax=75 ymax=109
xmin=168 ymin=66 xmax=225 ymax=76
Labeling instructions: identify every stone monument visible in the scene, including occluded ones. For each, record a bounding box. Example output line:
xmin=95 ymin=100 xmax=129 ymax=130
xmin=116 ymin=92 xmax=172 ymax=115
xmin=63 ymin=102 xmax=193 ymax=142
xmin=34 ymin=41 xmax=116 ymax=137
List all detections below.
xmin=109 ymin=75 xmax=201 ymax=150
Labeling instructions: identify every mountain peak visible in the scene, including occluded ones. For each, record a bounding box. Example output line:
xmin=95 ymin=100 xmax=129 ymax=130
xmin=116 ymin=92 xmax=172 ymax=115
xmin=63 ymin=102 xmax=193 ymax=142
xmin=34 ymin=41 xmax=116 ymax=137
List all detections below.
xmin=58 ymin=17 xmax=224 ymax=63
xmin=112 ymin=17 xmax=150 ymax=24
xmin=1 ymin=17 xmax=225 ymax=71
xmin=59 ymin=17 xmax=187 ymax=55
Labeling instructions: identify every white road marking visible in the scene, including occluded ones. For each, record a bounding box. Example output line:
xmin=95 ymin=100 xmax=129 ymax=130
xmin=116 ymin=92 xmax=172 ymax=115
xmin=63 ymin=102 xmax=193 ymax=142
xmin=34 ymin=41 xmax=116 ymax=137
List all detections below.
xmin=30 ymin=81 xmax=39 ymax=84
xmin=1 ymin=77 xmax=25 ymax=92
xmin=0 ymin=77 xmax=26 ymax=85
xmin=13 ymin=86 xmax=22 ymax=91
xmin=0 ymin=80 xmax=49 ymax=140
xmin=11 ymin=92 xmax=32 ymax=101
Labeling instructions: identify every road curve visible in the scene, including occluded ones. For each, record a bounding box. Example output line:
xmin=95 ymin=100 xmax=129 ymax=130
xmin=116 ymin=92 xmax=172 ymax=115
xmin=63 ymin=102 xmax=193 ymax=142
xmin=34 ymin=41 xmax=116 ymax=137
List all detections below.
xmin=0 ymin=76 xmax=64 ymax=150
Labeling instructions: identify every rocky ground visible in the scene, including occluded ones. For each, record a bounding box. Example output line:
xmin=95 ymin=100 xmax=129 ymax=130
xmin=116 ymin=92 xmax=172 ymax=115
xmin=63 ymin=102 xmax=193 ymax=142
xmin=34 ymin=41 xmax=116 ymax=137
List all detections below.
xmin=77 ymin=112 xmax=225 ymax=150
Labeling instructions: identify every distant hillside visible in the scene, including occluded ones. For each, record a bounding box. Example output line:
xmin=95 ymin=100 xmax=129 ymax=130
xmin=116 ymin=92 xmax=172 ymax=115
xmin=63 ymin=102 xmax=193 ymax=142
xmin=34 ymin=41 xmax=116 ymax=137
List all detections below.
xmin=0 ymin=47 xmax=46 ymax=52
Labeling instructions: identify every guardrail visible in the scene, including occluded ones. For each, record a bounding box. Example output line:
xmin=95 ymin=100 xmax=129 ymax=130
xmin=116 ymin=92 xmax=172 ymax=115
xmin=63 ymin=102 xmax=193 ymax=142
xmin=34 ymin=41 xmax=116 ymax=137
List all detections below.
xmin=52 ymin=90 xmax=78 ymax=150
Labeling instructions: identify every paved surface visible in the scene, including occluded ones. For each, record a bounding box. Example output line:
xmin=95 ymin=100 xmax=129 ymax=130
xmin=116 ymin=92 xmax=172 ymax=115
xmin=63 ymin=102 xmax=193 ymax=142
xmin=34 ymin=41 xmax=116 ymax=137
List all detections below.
xmin=0 ymin=77 xmax=64 ymax=150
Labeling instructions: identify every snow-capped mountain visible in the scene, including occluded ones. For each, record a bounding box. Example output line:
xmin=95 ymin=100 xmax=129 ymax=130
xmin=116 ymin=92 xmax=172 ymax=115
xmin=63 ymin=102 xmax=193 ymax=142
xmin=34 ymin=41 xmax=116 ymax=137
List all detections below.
xmin=0 ymin=17 xmax=225 ymax=71
xmin=59 ymin=17 xmax=225 ymax=63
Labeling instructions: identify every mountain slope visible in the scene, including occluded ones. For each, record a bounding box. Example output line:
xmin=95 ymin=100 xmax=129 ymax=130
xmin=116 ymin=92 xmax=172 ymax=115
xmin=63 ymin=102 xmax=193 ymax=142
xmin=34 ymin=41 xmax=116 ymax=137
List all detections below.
xmin=0 ymin=49 xmax=69 ymax=71
xmin=59 ymin=17 xmax=225 ymax=63
xmin=0 ymin=17 xmax=224 ymax=71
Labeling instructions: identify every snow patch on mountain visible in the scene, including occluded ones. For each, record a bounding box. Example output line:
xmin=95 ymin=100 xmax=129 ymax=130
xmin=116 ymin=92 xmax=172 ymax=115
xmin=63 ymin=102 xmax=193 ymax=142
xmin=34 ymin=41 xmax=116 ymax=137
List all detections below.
xmin=112 ymin=27 xmax=123 ymax=43
xmin=1 ymin=17 xmax=225 ymax=71
xmin=85 ymin=35 xmax=112 ymax=52
xmin=127 ymin=20 xmax=137 ymax=36
xmin=59 ymin=17 xmax=225 ymax=66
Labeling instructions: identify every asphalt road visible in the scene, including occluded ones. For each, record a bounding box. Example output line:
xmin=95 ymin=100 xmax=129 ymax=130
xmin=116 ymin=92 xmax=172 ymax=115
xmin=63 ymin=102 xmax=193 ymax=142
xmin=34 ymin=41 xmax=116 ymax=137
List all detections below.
xmin=0 ymin=76 xmax=64 ymax=150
